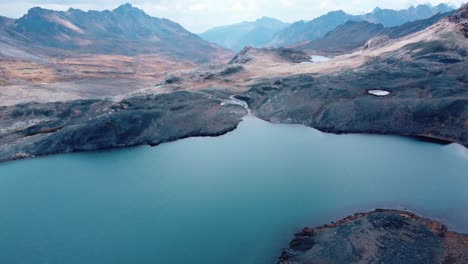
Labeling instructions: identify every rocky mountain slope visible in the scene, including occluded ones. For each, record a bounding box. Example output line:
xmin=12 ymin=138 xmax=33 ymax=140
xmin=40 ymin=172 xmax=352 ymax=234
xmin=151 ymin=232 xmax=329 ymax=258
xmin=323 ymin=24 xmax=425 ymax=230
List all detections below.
xmin=0 ymin=5 xmax=466 ymax=264
xmin=0 ymin=5 xmax=466 ymax=162
xmin=270 ymin=4 xmax=454 ymax=47
xmin=0 ymin=4 xmax=235 ymax=105
xmin=200 ymin=17 xmax=289 ymax=51
xmin=152 ymin=5 xmax=468 ymax=148
xmin=0 ymin=4 xmax=231 ymax=63
xmin=291 ymin=20 xmax=385 ymax=55
xmin=293 ymin=11 xmax=454 ymax=56
xmin=241 ymin=5 xmax=468 ymax=147
xmin=279 ymin=210 xmax=468 ymax=264
xmin=268 ymin=10 xmax=356 ymax=47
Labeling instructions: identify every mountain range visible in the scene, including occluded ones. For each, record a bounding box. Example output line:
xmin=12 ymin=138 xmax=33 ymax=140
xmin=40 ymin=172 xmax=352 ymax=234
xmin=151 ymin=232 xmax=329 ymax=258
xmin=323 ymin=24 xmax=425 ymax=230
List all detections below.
xmin=199 ymin=17 xmax=290 ymax=51
xmin=271 ymin=3 xmax=455 ymax=46
xmin=200 ymin=3 xmax=455 ymax=50
xmin=0 ymin=3 xmax=456 ymax=62
xmin=2 ymin=3 xmax=466 ymax=162
xmin=292 ymin=11 xmax=456 ymax=55
xmin=0 ymin=2 xmax=467 ymax=262
xmin=0 ymin=3 xmax=231 ymax=63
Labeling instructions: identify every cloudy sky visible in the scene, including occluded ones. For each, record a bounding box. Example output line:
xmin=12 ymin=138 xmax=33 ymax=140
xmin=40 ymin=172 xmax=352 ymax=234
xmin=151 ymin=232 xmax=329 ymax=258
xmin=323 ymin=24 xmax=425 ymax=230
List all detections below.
xmin=0 ymin=0 xmax=464 ymax=33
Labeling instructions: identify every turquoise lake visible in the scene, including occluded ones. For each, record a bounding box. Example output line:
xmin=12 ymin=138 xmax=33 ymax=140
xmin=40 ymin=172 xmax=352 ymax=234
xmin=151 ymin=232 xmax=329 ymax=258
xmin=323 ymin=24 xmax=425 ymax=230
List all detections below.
xmin=0 ymin=117 xmax=467 ymax=264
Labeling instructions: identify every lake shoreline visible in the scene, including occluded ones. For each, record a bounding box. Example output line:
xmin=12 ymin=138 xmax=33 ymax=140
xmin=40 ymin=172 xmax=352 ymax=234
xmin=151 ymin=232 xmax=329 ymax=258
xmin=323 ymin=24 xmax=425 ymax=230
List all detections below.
xmin=0 ymin=92 xmax=468 ymax=163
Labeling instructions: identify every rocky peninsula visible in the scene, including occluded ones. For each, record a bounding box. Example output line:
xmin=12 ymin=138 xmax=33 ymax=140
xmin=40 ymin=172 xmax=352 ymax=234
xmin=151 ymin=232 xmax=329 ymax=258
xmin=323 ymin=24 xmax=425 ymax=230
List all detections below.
xmin=279 ymin=209 xmax=468 ymax=264
xmin=0 ymin=91 xmax=247 ymax=162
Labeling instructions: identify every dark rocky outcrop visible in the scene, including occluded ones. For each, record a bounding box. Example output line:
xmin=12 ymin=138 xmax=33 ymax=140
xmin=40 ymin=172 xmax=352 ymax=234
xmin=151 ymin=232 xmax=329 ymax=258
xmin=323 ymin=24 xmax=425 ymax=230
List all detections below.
xmin=279 ymin=210 xmax=468 ymax=264
xmin=229 ymin=47 xmax=311 ymax=64
xmin=449 ymin=4 xmax=468 ymax=38
xmin=159 ymin=64 xmax=245 ymax=86
xmin=0 ymin=91 xmax=247 ymax=162
xmin=228 ymin=47 xmax=255 ymax=64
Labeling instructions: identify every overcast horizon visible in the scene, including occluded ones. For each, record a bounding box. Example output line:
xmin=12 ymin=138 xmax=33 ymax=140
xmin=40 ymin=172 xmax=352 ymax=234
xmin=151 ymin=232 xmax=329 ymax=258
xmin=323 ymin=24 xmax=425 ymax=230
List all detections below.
xmin=0 ymin=0 xmax=465 ymax=33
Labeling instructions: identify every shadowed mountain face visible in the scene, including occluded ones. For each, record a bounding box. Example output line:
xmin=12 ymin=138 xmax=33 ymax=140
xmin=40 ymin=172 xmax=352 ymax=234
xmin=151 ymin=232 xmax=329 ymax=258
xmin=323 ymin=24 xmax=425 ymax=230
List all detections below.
xmin=199 ymin=17 xmax=289 ymax=51
xmin=292 ymin=21 xmax=385 ymax=55
xmin=0 ymin=4 xmax=232 ymax=63
xmin=0 ymin=16 xmax=13 ymax=25
xmin=293 ymin=11 xmax=455 ymax=55
xmin=380 ymin=11 xmax=456 ymax=39
xmin=268 ymin=10 xmax=356 ymax=47
xmin=270 ymin=4 xmax=455 ymax=47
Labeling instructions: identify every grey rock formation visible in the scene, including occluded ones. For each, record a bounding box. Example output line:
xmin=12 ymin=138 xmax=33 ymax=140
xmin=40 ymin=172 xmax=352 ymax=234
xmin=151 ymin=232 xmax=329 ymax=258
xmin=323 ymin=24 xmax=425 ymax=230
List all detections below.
xmin=229 ymin=47 xmax=311 ymax=64
xmin=0 ymin=91 xmax=247 ymax=162
xmin=279 ymin=210 xmax=468 ymax=264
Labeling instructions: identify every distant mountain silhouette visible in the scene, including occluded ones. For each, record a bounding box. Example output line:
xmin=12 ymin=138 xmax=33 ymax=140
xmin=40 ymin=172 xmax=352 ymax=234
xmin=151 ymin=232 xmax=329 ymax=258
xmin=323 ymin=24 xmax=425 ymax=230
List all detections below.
xmin=269 ymin=10 xmax=356 ymax=47
xmin=292 ymin=11 xmax=455 ymax=55
xmin=269 ymin=3 xmax=454 ymax=46
xmin=291 ymin=20 xmax=384 ymax=55
xmin=362 ymin=3 xmax=453 ymax=27
xmin=200 ymin=17 xmax=289 ymax=51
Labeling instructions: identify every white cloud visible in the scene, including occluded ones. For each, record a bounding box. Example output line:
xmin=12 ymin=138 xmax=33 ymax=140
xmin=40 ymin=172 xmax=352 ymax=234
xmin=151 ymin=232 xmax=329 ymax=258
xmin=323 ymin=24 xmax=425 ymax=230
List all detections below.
xmin=0 ymin=0 xmax=464 ymax=33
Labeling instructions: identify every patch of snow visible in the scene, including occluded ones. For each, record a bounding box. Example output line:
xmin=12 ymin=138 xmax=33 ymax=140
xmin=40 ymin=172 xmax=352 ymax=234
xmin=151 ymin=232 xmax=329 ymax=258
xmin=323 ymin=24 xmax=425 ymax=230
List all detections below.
xmin=221 ymin=96 xmax=251 ymax=115
xmin=47 ymin=14 xmax=85 ymax=34
xmin=310 ymin=55 xmax=331 ymax=62
xmin=368 ymin=89 xmax=391 ymax=96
